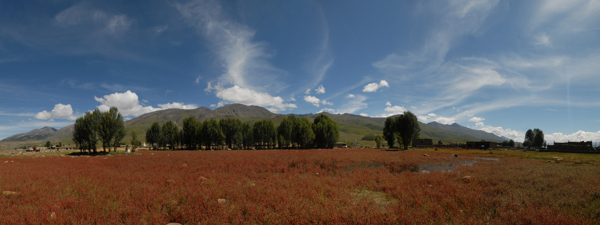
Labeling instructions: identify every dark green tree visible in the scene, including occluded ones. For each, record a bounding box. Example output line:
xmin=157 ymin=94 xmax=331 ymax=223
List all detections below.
xmin=72 ymin=110 xmax=101 ymax=153
xmin=220 ymin=118 xmax=242 ymax=149
xmin=374 ymin=135 xmax=383 ymax=148
xmin=98 ymin=107 xmax=126 ymax=152
xmin=383 ymin=117 xmax=396 ymax=148
xmin=253 ymin=119 xmax=277 ymax=149
xmin=182 ymin=116 xmax=200 ymax=150
xmin=533 ymin=128 xmax=544 ymax=149
xmin=241 ymin=122 xmax=253 ymax=150
xmin=395 ymin=111 xmax=420 ymax=150
xmin=524 ymin=129 xmax=534 ymax=149
xmin=162 ymin=121 xmax=179 ymax=150
xmin=202 ymin=119 xmax=224 ymax=150
xmin=293 ymin=118 xmax=315 ymax=149
xmin=508 ymin=139 xmax=515 ymax=147
xmin=130 ymin=130 xmax=139 ymax=151
xmin=45 ymin=141 xmax=51 ymax=148
xmin=146 ymin=122 xmax=162 ymax=150
xmin=277 ymin=115 xmax=296 ymax=149
xmin=312 ymin=114 xmax=340 ymax=149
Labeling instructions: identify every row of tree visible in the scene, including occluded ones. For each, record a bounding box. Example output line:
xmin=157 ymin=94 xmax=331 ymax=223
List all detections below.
xmin=144 ymin=114 xmax=340 ymax=150
xmin=382 ymin=111 xmax=421 ymax=150
xmin=524 ymin=128 xmax=545 ymax=149
xmin=72 ymin=107 xmax=126 ymax=153
xmin=500 ymin=139 xmax=516 ymax=147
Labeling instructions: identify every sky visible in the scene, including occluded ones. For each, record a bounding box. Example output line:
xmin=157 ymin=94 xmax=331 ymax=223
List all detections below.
xmin=1 ymin=0 xmax=599 ymax=143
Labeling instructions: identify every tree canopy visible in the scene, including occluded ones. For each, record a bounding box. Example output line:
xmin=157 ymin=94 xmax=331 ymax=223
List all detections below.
xmin=383 ymin=117 xmax=396 ymax=148
xmin=394 ymin=111 xmax=420 ymax=150
xmin=312 ymin=114 xmax=340 ymax=149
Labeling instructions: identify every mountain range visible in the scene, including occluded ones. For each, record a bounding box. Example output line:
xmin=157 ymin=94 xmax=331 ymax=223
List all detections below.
xmin=1 ymin=104 xmax=508 ymax=144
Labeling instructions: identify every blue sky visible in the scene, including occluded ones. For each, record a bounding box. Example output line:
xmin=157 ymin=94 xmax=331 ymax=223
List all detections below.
xmin=1 ymin=0 xmax=599 ymax=143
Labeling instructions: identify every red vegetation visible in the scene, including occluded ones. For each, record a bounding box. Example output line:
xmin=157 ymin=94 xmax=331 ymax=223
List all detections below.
xmin=1 ymin=149 xmax=599 ymax=224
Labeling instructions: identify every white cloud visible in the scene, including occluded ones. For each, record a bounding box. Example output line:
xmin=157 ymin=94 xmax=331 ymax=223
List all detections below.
xmin=545 ymin=131 xmax=600 ymax=143
xmin=314 ymin=85 xmax=326 ymax=94
xmin=157 ymin=102 xmax=198 ymax=110
xmin=95 ymin=91 xmax=157 ymax=117
xmin=290 ymin=96 xmax=296 ymax=101
xmin=317 ymin=108 xmax=336 ymax=114
xmin=337 ymin=94 xmax=368 ymax=114
xmin=210 ymin=101 xmax=226 ymax=108
xmin=428 ymin=113 xmax=437 ymax=117
xmin=359 ymin=113 xmax=369 ymax=117
xmin=321 ymin=100 xmax=333 ymax=106
xmin=152 ymin=25 xmax=168 ymax=35
xmin=386 ymin=101 xmax=392 ymax=106
xmin=34 ymin=104 xmax=77 ymax=121
xmin=176 ymin=0 xmax=285 ymax=92
xmin=378 ymin=105 xmax=406 ymax=117
xmin=304 ymin=96 xmax=321 ymax=107
xmin=95 ymin=90 xmax=199 ymax=117
xmin=362 ymin=80 xmax=390 ymax=92
xmin=433 ymin=116 xmax=456 ymax=125
xmin=305 ymin=89 xmax=311 ymax=95
xmin=213 ymin=86 xmax=296 ymax=112
xmin=469 ymin=117 xmax=485 ymax=123
xmin=194 ymin=76 xmax=201 ymax=85
xmin=54 ymin=3 xmax=132 ymax=35
xmin=51 ymin=104 xmax=77 ymax=121
xmin=34 ymin=111 xmax=52 ymax=120
xmin=474 ymin=122 xmax=524 ymax=142
xmin=533 ymin=33 xmax=551 ymax=47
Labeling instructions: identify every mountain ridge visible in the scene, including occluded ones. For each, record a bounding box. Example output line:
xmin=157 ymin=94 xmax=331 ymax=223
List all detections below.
xmin=1 ymin=104 xmax=507 ymax=144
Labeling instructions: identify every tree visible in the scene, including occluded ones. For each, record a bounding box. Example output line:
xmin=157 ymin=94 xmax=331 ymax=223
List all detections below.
xmin=220 ymin=118 xmax=242 ymax=149
xmin=395 ymin=111 xmax=420 ymax=150
xmin=45 ymin=141 xmax=51 ymax=148
xmin=508 ymin=139 xmax=515 ymax=147
xmin=241 ymin=123 xmax=253 ymax=150
xmin=312 ymin=114 xmax=340 ymax=149
xmin=438 ymin=140 xmax=443 ymax=145
xmin=524 ymin=129 xmax=534 ymax=149
xmin=146 ymin=122 xmax=162 ymax=150
xmin=97 ymin=107 xmax=126 ymax=152
xmin=130 ymin=130 xmax=139 ymax=151
xmin=72 ymin=110 xmax=101 ymax=153
xmin=374 ymin=135 xmax=383 ymax=148
xmin=277 ymin=115 xmax=296 ymax=149
xmin=202 ymin=119 xmax=224 ymax=150
xmin=293 ymin=118 xmax=315 ymax=149
xmin=383 ymin=117 xmax=396 ymax=148
xmin=182 ymin=116 xmax=200 ymax=150
xmin=533 ymin=128 xmax=544 ymax=149
xmin=253 ymin=119 xmax=277 ymax=149
xmin=162 ymin=121 xmax=179 ymax=150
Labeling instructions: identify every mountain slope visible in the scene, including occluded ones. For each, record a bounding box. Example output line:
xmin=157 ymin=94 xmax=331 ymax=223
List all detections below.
xmin=426 ymin=122 xmax=507 ymax=142
xmin=2 ymin=104 xmax=507 ymax=146
xmin=1 ymin=126 xmax=57 ymax=141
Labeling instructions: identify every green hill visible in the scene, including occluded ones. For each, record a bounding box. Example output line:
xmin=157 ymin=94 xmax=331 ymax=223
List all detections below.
xmin=1 ymin=104 xmax=508 ymax=148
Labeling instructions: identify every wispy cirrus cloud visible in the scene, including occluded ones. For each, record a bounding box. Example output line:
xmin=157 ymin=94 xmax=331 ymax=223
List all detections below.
xmin=176 ymin=0 xmax=296 ymax=112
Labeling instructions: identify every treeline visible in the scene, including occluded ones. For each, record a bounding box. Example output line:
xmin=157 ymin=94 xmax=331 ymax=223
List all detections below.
xmin=72 ymin=107 xmax=126 ymax=153
xmin=382 ymin=111 xmax=421 ymax=150
xmin=144 ymin=114 xmax=340 ymax=150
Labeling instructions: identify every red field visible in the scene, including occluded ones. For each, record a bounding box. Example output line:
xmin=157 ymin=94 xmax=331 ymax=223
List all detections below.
xmin=1 ymin=149 xmax=599 ymax=224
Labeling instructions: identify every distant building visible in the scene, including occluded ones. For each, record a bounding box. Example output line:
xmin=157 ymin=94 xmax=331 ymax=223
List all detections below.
xmin=413 ymin=138 xmax=433 ymax=147
xmin=335 ymin=142 xmax=347 ymax=148
xmin=464 ymin=141 xmax=497 ymax=150
xmin=545 ymin=141 xmax=596 ymax=153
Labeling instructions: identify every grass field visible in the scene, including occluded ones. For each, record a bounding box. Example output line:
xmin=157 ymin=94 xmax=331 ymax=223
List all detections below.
xmin=1 ymin=148 xmax=599 ymax=224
